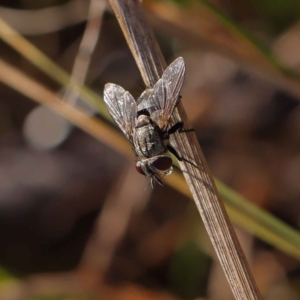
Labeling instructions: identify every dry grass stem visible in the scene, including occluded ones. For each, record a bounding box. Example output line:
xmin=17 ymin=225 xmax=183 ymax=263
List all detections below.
xmin=0 ymin=0 xmax=91 ymax=35
xmin=0 ymin=17 xmax=109 ymax=115
xmin=108 ymin=0 xmax=261 ymax=299
xmin=63 ymin=0 xmax=106 ymax=106
xmin=0 ymin=59 xmax=132 ymax=158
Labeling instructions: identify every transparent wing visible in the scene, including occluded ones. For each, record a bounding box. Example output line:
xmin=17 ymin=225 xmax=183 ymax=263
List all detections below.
xmin=103 ymin=83 xmax=137 ymax=141
xmin=161 ymin=57 xmax=185 ymax=120
xmin=140 ymin=57 xmax=185 ymax=130
xmin=144 ymin=78 xmax=165 ymax=114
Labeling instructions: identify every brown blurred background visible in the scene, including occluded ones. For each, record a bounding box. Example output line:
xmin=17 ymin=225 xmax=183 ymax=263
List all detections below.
xmin=0 ymin=0 xmax=300 ymax=299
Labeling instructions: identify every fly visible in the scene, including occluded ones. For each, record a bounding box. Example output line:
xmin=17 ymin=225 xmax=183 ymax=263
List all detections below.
xmin=103 ymin=57 xmax=193 ymax=187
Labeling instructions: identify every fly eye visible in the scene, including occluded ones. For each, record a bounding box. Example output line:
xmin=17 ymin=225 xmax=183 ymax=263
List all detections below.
xmin=152 ymin=157 xmax=172 ymax=171
xmin=135 ymin=161 xmax=146 ymax=175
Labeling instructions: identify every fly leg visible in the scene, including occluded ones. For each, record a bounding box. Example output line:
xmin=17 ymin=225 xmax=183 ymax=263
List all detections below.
xmin=167 ymin=121 xmax=197 ymax=167
xmin=167 ymin=144 xmax=197 ymax=168
xmin=151 ymin=175 xmax=164 ymax=188
xmin=167 ymin=121 xmax=194 ymax=135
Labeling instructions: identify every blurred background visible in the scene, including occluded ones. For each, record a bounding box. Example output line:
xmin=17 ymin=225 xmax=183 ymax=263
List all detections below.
xmin=0 ymin=0 xmax=300 ymax=299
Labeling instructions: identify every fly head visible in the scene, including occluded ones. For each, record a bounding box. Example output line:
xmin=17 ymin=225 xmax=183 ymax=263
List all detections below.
xmin=135 ymin=155 xmax=173 ymax=187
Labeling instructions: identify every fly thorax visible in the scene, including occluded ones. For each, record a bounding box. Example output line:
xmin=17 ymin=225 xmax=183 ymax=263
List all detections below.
xmin=150 ymin=110 xmax=166 ymax=130
xmin=135 ymin=115 xmax=150 ymax=128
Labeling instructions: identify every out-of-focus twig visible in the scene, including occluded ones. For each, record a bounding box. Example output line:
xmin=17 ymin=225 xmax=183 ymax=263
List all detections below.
xmin=80 ymin=164 xmax=151 ymax=278
xmin=0 ymin=17 xmax=109 ymax=117
xmin=0 ymin=273 xmax=178 ymax=300
xmin=108 ymin=1 xmax=261 ymax=299
xmin=0 ymin=0 xmax=92 ymax=35
xmin=63 ymin=0 xmax=106 ymax=106
xmin=0 ymin=59 xmax=131 ymax=157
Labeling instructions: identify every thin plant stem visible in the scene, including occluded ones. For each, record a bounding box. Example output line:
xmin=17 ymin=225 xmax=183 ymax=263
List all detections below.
xmin=63 ymin=0 xmax=105 ymax=106
xmin=108 ymin=1 xmax=261 ymax=299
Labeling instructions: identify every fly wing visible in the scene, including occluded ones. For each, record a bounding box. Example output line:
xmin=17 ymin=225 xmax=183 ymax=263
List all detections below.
xmin=104 ymin=83 xmax=137 ymax=141
xmin=161 ymin=57 xmax=185 ymax=124
xmin=142 ymin=57 xmax=185 ymax=130
xmin=144 ymin=78 xmax=165 ymax=114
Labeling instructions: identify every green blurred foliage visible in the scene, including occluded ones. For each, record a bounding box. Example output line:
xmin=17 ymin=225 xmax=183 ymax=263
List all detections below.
xmin=169 ymin=241 xmax=210 ymax=298
xmin=163 ymin=0 xmax=300 ymax=33
xmin=0 ymin=268 xmax=15 ymax=283
xmin=256 ymin=0 xmax=300 ymax=32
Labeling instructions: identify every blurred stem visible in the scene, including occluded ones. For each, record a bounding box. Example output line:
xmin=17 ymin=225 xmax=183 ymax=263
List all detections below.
xmin=0 ymin=59 xmax=132 ymax=158
xmin=63 ymin=0 xmax=105 ymax=105
xmin=0 ymin=17 xmax=109 ymax=118
xmin=0 ymin=0 xmax=90 ymax=35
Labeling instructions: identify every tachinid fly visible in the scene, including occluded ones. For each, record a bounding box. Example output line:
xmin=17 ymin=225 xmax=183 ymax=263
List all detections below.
xmin=104 ymin=57 xmax=190 ymax=187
